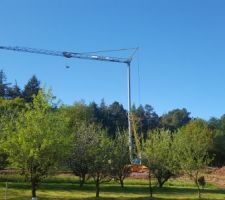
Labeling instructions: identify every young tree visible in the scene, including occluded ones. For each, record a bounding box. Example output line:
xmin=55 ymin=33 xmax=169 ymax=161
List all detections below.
xmin=4 ymin=91 xmax=68 ymax=200
xmin=0 ymin=98 xmax=25 ymax=169
xmin=69 ymin=123 xmax=98 ymax=187
xmin=88 ymin=131 xmax=112 ymax=198
xmin=143 ymin=130 xmax=176 ymax=189
xmin=111 ymin=131 xmax=131 ymax=188
xmin=68 ymin=123 xmax=112 ymax=196
xmin=174 ymin=120 xmax=213 ymax=199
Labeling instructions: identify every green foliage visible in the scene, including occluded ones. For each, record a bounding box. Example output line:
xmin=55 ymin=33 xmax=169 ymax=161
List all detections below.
xmin=22 ymin=75 xmax=41 ymax=102
xmin=66 ymin=100 xmax=128 ymax=138
xmin=68 ymin=122 xmax=112 ymax=197
xmin=143 ymin=129 xmax=175 ymax=189
xmin=0 ymin=70 xmax=10 ymax=98
xmin=87 ymin=129 xmax=113 ymax=197
xmin=0 ymin=97 xmax=25 ymax=169
xmin=131 ymin=104 xmax=159 ymax=141
xmin=208 ymin=116 xmax=225 ymax=166
xmin=160 ymin=108 xmax=191 ymax=131
xmin=69 ymin=123 xmax=99 ymax=187
xmin=4 ymin=90 xmax=69 ymax=198
xmin=110 ymin=131 xmax=130 ymax=188
xmin=174 ymin=119 xmax=213 ymax=198
xmin=0 ymin=70 xmax=22 ymax=99
xmin=8 ymin=82 xmax=22 ymax=99
xmin=65 ymin=101 xmax=97 ymax=133
xmin=106 ymin=101 xmax=128 ymax=137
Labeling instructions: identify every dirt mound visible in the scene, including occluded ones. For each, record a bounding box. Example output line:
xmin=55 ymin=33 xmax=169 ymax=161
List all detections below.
xmin=214 ymin=166 xmax=225 ymax=176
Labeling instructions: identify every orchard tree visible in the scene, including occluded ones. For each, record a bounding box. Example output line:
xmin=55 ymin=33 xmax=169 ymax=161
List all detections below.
xmin=88 ymin=130 xmax=112 ymax=198
xmin=69 ymin=123 xmax=99 ymax=187
xmin=4 ymin=90 xmax=68 ymax=200
xmin=69 ymin=123 xmax=112 ymax=197
xmin=0 ymin=97 xmax=25 ymax=169
xmin=143 ymin=129 xmax=176 ymax=189
xmin=175 ymin=120 xmax=213 ymax=199
xmin=111 ymin=131 xmax=130 ymax=188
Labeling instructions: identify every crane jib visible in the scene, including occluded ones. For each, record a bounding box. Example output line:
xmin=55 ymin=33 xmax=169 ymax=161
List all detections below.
xmin=0 ymin=46 xmax=130 ymax=64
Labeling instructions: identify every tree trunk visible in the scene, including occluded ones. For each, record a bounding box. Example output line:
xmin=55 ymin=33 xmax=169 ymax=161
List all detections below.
xmin=157 ymin=178 xmax=164 ymax=188
xmin=79 ymin=174 xmax=86 ymax=187
xmin=159 ymin=179 xmax=168 ymax=188
xmin=96 ymin=178 xmax=100 ymax=198
xmin=194 ymin=173 xmax=201 ymax=199
xmin=119 ymin=178 xmax=124 ymax=188
xmin=157 ymin=175 xmax=171 ymax=188
xmin=31 ymin=181 xmax=36 ymax=199
xmin=148 ymin=172 xmax=153 ymax=198
xmin=196 ymin=181 xmax=201 ymax=199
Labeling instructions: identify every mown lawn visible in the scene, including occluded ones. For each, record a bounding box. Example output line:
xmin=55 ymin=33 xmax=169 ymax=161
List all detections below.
xmin=0 ymin=174 xmax=224 ymax=200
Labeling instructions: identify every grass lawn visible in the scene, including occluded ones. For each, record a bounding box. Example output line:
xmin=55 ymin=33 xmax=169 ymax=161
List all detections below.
xmin=0 ymin=175 xmax=224 ymax=200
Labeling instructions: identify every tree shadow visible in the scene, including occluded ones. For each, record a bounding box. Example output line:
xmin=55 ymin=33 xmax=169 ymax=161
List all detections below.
xmin=4 ymin=182 xmax=225 ymax=200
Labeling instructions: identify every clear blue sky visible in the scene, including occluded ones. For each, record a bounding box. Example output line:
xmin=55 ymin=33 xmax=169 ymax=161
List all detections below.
xmin=0 ymin=0 xmax=225 ymax=120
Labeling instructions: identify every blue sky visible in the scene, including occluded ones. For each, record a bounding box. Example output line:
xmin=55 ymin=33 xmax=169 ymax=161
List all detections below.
xmin=0 ymin=0 xmax=225 ymax=119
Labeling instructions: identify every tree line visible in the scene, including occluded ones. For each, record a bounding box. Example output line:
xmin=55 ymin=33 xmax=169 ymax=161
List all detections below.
xmin=0 ymin=70 xmax=225 ymax=199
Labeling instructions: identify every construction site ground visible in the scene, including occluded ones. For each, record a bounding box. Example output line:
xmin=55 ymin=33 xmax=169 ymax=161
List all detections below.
xmin=129 ymin=166 xmax=225 ymax=189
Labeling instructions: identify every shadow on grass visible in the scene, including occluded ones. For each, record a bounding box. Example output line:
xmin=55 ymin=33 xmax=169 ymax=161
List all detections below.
xmin=6 ymin=197 xmax=225 ymax=200
xmin=3 ymin=182 xmax=225 ymax=199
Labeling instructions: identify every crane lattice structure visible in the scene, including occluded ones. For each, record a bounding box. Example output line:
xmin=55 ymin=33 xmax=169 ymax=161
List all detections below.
xmin=0 ymin=45 xmax=138 ymax=163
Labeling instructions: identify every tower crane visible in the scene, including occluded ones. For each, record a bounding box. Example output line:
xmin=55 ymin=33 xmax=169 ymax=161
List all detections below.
xmin=0 ymin=45 xmax=138 ymax=163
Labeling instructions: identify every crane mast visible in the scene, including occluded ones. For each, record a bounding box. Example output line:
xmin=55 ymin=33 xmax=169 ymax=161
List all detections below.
xmin=0 ymin=45 xmax=137 ymax=163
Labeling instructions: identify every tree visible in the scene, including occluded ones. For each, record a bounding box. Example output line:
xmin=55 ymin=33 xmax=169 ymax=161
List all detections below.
xmin=208 ymin=116 xmax=225 ymax=166
xmin=174 ymin=120 xmax=213 ymax=199
xmin=0 ymin=70 xmax=11 ymax=98
xmin=111 ymin=131 xmax=131 ymax=188
xmin=66 ymin=101 xmax=92 ymax=133
xmin=132 ymin=104 xmax=159 ymax=141
xmin=69 ymin=123 xmax=98 ymax=187
xmin=0 ymin=97 xmax=25 ymax=169
xmin=88 ymin=130 xmax=112 ymax=198
xmin=143 ymin=129 xmax=176 ymax=189
xmin=4 ymin=91 xmax=68 ymax=200
xmin=160 ymin=108 xmax=191 ymax=131
xmin=98 ymin=101 xmax=127 ymax=138
xmin=68 ymin=122 xmax=112 ymax=197
xmin=22 ymin=75 xmax=41 ymax=102
xmin=107 ymin=102 xmax=127 ymax=137
xmin=8 ymin=81 xmax=21 ymax=99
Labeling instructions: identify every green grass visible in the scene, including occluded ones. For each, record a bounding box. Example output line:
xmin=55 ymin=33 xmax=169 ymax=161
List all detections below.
xmin=0 ymin=175 xmax=224 ymax=200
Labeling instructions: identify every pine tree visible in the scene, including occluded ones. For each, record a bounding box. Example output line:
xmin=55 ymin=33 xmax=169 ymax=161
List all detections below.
xmin=22 ymin=75 xmax=41 ymax=102
xmin=8 ymin=81 xmax=21 ymax=99
xmin=0 ymin=70 xmax=11 ymax=98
